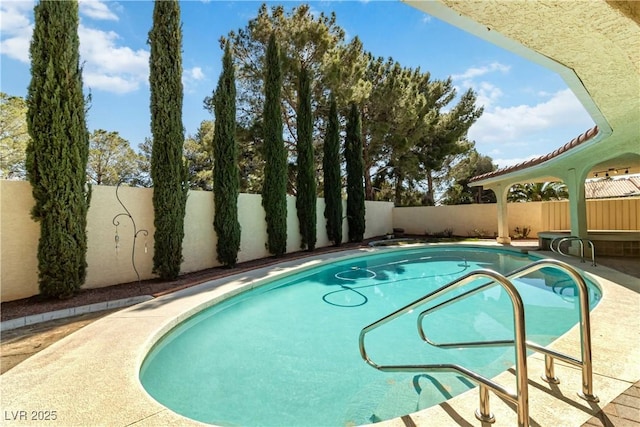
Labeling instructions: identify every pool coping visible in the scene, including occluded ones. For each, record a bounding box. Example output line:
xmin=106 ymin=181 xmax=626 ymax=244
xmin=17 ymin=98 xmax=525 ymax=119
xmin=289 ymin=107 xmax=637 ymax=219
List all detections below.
xmin=0 ymin=243 xmax=638 ymax=426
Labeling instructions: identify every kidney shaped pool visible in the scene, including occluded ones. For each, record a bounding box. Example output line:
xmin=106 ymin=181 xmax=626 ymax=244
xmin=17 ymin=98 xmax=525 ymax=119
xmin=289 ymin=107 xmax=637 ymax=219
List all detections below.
xmin=140 ymin=246 xmax=601 ymax=426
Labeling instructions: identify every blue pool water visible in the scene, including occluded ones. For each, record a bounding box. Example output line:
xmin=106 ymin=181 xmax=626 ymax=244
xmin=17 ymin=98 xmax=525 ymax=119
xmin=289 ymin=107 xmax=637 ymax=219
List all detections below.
xmin=140 ymin=247 xmax=601 ymax=426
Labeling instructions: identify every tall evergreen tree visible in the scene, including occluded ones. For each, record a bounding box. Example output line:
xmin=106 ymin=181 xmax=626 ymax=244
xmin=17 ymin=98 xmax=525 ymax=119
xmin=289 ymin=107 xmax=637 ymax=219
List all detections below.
xmin=213 ymin=44 xmax=241 ymax=267
xmin=25 ymin=0 xmax=90 ymax=299
xmin=149 ymin=0 xmax=187 ymax=279
xmin=323 ymin=93 xmax=342 ymax=246
xmin=345 ymin=103 xmax=365 ymax=242
xmin=295 ymin=66 xmax=316 ymax=250
xmin=261 ymin=33 xmax=288 ymax=256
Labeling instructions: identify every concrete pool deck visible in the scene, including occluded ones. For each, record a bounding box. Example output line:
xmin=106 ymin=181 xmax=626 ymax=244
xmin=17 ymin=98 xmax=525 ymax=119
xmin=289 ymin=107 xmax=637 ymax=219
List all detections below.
xmin=0 ymin=243 xmax=638 ymax=426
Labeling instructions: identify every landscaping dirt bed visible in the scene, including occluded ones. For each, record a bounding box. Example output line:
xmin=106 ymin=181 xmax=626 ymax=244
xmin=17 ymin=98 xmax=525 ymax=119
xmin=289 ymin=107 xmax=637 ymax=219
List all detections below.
xmin=1 ymin=239 xmax=375 ymax=322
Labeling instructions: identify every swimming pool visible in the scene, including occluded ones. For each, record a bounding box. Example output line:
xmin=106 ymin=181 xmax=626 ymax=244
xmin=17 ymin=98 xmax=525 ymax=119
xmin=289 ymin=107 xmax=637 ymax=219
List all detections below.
xmin=140 ymin=246 xmax=601 ymax=426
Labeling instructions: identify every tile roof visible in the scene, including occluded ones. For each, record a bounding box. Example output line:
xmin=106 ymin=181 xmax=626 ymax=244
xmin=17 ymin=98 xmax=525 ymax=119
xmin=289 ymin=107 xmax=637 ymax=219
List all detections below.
xmin=585 ymin=177 xmax=640 ymax=199
xmin=469 ymin=125 xmax=599 ymax=183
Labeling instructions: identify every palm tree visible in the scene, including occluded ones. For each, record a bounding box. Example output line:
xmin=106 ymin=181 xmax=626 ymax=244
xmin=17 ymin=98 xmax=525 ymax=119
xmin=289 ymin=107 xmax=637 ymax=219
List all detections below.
xmin=508 ymin=182 xmax=568 ymax=202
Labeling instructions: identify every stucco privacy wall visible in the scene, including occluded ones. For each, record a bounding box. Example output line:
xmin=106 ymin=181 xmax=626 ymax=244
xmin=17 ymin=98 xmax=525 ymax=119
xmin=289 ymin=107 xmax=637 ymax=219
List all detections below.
xmin=393 ymin=202 xmax=544 ymax=238
xmin=1 ymin=181 xmax=40 ymax=302
xmin=394 ymin=198 xmax=640 ymax=238
xmin=4 ymin=180 xmax=636 ymax=301
xmin=0 ymin=181 xmax=393 ymax=302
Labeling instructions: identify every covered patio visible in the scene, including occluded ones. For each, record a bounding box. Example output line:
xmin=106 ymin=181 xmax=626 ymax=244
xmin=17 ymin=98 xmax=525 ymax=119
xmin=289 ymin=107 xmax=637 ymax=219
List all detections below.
xmin=406 ymin=0 xmax=640 ymax=243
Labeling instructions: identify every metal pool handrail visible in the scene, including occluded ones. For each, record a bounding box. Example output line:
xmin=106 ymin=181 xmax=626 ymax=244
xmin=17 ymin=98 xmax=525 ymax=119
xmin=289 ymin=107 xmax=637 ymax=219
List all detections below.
xmin=417 ymin=258 xmax=599 ymax=403
xmin=359 ymin=269 xmax=530 ymax=426
xmin=551 ymin=236 xmax=596 ymax=266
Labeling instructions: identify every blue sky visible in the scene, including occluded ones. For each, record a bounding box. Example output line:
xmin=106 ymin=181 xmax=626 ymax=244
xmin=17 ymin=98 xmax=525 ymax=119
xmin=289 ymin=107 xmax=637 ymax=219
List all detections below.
xmin=1 ymin=0 xmax=596 ymax=168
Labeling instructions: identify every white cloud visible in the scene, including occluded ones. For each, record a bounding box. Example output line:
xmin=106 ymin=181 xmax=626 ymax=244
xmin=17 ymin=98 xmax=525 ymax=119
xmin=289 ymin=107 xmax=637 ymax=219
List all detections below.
xmin=452 ymin=62 xmax=511 ymax=81
xmin=451 ymin=63 xmax=592 ymax=169
xmin=0 ymin=1 xmax=33 ymax=32
xmin=79 ymin=0 xmax=119 ymax=21
xmin=452 ymin=62 xmax=511 ymax=109
xmin=0 ymin=1 xmax=35 ymax=63
xmin=82 ymin=72 xmax=140 ymax=94
xmin=536 ymin=90 xmax=553 ymax=98
xmin=189 ymin=67 xmax=205 ymax=81
xmin=475 ymin=81 xmax=504 ymax=109
xmin=468 ymin=88 xmax=592 ymax=145
xmin=0 ymin=31 xmax=31 ymax=63
xmin=182 ymin=66 xmax=206 ymax=93
xmin=79 ymin=25 xmax=149 ymax=94
xmin=0 ymin=1 xmax=147 ymax=94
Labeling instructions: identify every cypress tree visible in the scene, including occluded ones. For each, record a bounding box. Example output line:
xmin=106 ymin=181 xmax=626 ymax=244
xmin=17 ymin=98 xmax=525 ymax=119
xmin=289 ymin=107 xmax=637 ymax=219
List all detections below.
xmin=149 ymin=0 xmax=187 ymax=279
xmin=213 ymin=44 xmax=241 ymax=267
xmin=295 ymin=67 xmax=316 ymax=251
xmin=25 ymin=0 xmax=90 ymax=299
xmin=345 ymin=103 xmax=366 ymax=242
xmin=262 ymin=33 xmax=287 ymax=256
xmin=323 ymin=93 xmax=342 ymax=246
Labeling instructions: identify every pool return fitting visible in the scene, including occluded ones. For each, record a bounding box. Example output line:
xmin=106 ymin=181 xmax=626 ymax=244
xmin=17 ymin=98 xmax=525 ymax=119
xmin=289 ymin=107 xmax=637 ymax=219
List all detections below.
xmin=359 ymin=258 xmax=598 ymax=427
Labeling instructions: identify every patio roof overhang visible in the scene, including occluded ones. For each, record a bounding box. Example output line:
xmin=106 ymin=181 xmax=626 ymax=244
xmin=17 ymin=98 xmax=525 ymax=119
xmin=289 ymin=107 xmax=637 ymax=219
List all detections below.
xmin=403 ymin=0 xmax=640 ymax=189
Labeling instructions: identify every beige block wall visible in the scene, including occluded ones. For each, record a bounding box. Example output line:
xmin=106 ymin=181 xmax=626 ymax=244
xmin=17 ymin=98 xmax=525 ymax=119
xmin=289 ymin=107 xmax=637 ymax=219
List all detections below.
xmin=236 ymin=193 xmax=269 ymax=263
xmin=0 ymin=181 xmax=393 ymax=302
xmin=393 ymin=204 xmax=496 ymax=236
xmin=1 ymin=181 xmax=39 ymax=301
xmin=182 ymin=190 xmax=216 ymax=274
xmin=393 ymin=202 xmax=544 ymax=238
xmin=6 ymin=177 xmax=632 ymax=302
xmin=286 ymin=196 xmax=303 ymax=254
xmin=509 ymin=202 xmax=543 ymax=236
xmin=365 ymin=200 xmax=395 ymax=238
xmin=85 ymin=185 xmax=155 ymax=288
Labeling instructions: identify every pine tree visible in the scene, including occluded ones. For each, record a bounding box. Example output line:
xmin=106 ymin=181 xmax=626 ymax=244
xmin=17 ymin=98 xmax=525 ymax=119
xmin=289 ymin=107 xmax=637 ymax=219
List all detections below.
xmin=25 ymin=0 xmax=90 ymax=299
xmin=0 ymin=93 xmax=30 ymax=180
xmin=295 ymin=67 xmax=316 ymax=250
xmin=149 ymin=0 xmax=187 ymax=279
xmin=345 ymin=103 xmax=366 ymax=242
xmin=262 ymin=33 xmax=288 ymax=256
xmin=323 ymin=93 xmax=342 ymax=246
xmin=213 ymin=44 xmax=241 ymax=267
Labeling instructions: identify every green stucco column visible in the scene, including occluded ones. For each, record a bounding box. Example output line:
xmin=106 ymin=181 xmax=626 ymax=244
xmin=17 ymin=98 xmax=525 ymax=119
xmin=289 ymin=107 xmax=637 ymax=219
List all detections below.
xmin=565 ymin=168 xmax=589 ymax=238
